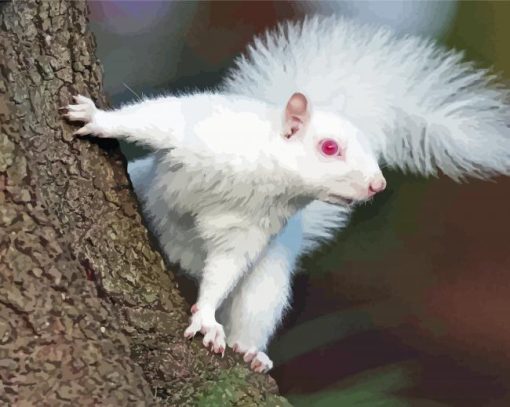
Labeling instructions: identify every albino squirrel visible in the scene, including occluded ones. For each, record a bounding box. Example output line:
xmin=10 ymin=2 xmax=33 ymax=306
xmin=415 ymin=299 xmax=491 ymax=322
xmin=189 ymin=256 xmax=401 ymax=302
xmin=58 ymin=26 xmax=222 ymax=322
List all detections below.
xmin=63 ymin=16 xmax=510 ymax=374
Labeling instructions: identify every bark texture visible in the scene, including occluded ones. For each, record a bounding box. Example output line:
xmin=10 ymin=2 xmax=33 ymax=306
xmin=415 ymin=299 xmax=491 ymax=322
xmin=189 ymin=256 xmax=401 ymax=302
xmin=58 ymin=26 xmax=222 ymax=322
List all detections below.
xmin=0 ymin=1 xmax=289 ymax=405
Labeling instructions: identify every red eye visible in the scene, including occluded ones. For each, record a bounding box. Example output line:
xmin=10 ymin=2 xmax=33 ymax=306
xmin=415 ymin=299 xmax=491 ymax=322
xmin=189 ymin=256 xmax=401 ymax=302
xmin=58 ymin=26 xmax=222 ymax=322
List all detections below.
xmin=319 ymin=139 xmax=341 ymax=157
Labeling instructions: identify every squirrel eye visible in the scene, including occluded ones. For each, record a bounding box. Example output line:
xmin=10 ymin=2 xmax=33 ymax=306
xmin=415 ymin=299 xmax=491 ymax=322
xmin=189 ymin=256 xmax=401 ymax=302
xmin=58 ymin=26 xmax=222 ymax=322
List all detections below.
xmin=319 ymin=139 xmax=341 ymax=157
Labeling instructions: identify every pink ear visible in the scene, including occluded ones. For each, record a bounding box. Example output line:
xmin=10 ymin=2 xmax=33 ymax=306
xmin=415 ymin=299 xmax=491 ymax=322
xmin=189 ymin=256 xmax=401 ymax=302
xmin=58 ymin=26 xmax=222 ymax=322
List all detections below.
xmin=284 ymin=92 xmax=309 ymax=139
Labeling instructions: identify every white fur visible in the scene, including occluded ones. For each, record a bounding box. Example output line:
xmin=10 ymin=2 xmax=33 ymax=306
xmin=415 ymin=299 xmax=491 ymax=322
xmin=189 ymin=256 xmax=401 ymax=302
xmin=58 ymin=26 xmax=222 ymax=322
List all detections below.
xmin=64 ymin=89 xmax=377 ymax=372
xmin=223 ymin=15 xmax=510 ymax=180
xmin=218 ymin=16 xmax=510 ymax=370
xmin=64 ymin=15 xmax=510 ymax=373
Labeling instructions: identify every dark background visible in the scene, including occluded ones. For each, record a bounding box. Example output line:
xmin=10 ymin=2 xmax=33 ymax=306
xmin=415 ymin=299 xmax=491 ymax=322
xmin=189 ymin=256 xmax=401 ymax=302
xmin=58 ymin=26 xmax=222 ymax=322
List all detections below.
xmin=88 ymin=2 xmax=510 ymax=405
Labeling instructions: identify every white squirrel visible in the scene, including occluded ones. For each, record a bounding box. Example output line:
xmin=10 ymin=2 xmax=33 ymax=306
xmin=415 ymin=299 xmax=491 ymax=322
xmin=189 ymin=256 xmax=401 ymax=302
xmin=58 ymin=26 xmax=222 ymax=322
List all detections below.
xmin=63 ymin=16 xmax=510 ymax=374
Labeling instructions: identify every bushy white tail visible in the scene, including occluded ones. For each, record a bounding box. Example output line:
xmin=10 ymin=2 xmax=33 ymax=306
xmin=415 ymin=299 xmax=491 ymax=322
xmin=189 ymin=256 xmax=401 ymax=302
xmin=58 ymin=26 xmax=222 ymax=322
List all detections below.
xmin=223 ymin=15 xmax=510 ymax=181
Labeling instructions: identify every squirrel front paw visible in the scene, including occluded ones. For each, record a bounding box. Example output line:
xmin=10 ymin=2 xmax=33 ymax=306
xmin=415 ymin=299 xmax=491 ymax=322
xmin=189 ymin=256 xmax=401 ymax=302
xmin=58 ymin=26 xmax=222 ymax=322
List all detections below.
xmin=60 ymin=95 xmax=103 ymax=137
xmin=184 ymin=304 xmax=226 ymax=356
xmin=231 ymin=342 xmax=273 ymax=373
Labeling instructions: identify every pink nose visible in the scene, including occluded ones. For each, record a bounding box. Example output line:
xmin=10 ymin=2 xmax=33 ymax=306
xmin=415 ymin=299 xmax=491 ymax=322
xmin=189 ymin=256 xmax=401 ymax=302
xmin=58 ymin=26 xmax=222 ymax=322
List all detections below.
xmin=368 ymin=177 xmax=387 ymax=196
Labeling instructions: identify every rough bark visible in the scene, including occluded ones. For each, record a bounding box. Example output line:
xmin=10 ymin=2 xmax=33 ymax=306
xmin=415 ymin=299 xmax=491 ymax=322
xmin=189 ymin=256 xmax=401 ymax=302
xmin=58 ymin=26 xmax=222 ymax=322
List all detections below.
xmin=0 ymin=1 xmax=290 ymax=405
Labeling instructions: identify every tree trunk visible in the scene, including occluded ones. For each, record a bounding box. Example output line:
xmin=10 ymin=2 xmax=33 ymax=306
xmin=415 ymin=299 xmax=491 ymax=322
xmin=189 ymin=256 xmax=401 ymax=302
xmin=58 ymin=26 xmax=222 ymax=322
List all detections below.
xmin=0 ymin=1 xmax=289 ymax=405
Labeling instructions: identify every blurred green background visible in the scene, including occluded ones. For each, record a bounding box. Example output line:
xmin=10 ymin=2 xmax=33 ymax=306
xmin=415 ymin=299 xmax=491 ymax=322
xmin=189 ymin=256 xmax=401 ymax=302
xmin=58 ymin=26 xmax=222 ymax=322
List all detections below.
xmin=89 ymin=1 xmax=510 ymax=405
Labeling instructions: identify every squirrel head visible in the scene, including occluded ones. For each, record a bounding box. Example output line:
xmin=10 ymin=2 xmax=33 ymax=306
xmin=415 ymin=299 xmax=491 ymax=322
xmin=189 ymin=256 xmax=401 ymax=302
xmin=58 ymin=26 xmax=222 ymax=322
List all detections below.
xmin=274 ymin=92 xmax=386 ymax=206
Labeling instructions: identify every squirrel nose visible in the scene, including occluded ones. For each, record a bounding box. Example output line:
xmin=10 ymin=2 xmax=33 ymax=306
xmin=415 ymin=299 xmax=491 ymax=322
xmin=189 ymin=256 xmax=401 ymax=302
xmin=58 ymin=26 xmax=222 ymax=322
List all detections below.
xmin=368 ymin=176 xmax=386 ymax=196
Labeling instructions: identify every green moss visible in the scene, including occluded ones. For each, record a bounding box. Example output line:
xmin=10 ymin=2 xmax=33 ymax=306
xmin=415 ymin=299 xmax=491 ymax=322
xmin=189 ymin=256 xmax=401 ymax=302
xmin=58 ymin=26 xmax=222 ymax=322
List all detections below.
xmin=196 ymin=367 xmax=292 ymax=407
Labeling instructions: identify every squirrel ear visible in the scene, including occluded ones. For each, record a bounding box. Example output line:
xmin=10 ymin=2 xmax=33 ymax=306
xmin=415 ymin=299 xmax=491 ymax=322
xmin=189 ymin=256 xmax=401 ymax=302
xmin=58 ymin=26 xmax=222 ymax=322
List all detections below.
xmin=283 ymin=92 xmax=310 ymax=139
